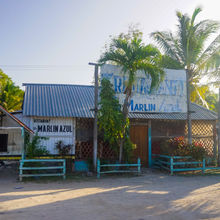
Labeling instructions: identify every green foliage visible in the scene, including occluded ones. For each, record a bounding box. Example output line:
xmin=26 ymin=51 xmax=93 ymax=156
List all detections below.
xmin=0 ymin=69 xmax=24 ymax=112
xmin=98 ymin=78 xmax=124 ymax=145
xmin=123 ymin=134 xmax=136 ymax=162
xmin=25 ymin=135 xmax=49 ymax=158
xmin=151 ymin=7 xmax=220 ymax=108
xmin=160 ymin=136 xmax=208 ymax=161
xmin=99 ymin=28 xmax=164 ymax=161
xmin=204 ymin=91 xmax=218 ymax=112
xmin=98 ymin=78 xmax=135 ymax=160
xmin=99 ymin=28 xmax=164 ymax=93
xmin=55 ymin=140 xmax=72 ymax=155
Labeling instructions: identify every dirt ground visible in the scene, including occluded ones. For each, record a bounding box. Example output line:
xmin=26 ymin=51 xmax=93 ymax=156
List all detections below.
xmin=0 ymin=165 xmax=220 ymax=220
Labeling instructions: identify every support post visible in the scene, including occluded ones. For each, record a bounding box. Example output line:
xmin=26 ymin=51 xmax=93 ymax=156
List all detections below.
xmin=186 ymin=69 xmax=192 ymax=144
xmin=170 ymin=157 xmax=173 ymax=175
xmin=97 ymin=159 xmax=100 ymax=178
xmin=21 ymin=127 xmax=25 ymax=160
xmin=138 ymin=158 xmax=141 ymax=174
xmin=202 ymin=158 xmax=206 ymax=174
xmin=19 ymin=160 xmax=23 ymax=181
xmin=148 ymin=120 xmax=152 ymax=168
xmin=89 ymin=62 xmax=99 ymax=171
xmin=63 ymin=159 xmax=66 ymax=180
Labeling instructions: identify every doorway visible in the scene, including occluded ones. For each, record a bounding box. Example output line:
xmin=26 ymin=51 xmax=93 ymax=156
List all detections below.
xmin=130 ymin=125 xmax=148 ymax=166
xmin=0 ymin=134 xmax=8 ymax=152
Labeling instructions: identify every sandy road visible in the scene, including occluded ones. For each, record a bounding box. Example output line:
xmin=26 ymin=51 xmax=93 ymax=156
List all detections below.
xmin=0 ymin=171 xmax=220 ymax=220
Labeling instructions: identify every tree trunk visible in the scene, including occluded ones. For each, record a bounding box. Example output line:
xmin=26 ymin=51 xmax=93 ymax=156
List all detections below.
xmin=118 ymin=86 xmax=132 ymax=163
xmin=218 ymin=88 xmax=220 ymax=166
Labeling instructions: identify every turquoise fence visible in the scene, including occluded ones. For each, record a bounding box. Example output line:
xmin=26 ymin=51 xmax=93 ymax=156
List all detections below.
xmin=19 ymin=159 xmax=66 ymax=181
xmin=152 ymin=154 xmax=220 ymax=175
xmin=97 ymin=158 xmax=141 ymax=178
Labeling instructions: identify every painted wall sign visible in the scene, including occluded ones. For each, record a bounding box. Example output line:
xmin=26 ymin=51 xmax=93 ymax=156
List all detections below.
xmin=32 ymin=118 xmax=73 ymax=136
xmin=100 ymin=64 xmax=187 ymax=113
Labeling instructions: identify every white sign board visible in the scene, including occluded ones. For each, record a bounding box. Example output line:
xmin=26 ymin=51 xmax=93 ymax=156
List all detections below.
xmin=32 ymin=118 xmax=73 ymax=136
xmin=100 ymin=64 xmax=187 ymax=113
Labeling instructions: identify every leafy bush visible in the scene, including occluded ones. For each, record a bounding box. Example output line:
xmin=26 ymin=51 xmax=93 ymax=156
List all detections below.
xmin=55 ymin=140 xmax=72 ymax=155
xmin=25 ymin=135 xmax=49 ymax=158
xmin=98 ymin=78 xmax=135 ymax=161
xmin=160 ymin=136 xmax=208 ymax=161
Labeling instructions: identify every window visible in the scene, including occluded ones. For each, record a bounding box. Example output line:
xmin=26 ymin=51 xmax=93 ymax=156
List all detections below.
xmin=0 ymin=134 xmax=8 ymax=152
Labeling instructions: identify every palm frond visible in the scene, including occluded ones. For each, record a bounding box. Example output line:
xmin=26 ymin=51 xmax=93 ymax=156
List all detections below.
xmin=151 ymin=31 xmax=183 ymax=64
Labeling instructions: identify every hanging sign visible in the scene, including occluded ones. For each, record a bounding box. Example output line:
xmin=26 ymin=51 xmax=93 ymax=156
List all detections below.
xmin=100 ymin=64 xmax=187 ymax=113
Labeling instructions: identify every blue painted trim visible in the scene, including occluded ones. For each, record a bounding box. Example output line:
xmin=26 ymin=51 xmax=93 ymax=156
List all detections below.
xmin=138 ymin=157 xmax=141 ymax=174
xmin=202 ymin=159 xmax=206 ymax=174
xmin=97 ymin=159 xmax=100 ymax=178
xmin=170 ymin=157 xmax=174 ymax=175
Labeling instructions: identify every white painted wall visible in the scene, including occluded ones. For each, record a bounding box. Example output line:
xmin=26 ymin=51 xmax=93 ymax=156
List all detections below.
xmin=16 ymin=115 xmax=76 ymax=155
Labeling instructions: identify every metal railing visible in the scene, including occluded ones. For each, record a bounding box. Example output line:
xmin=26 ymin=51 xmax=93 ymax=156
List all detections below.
xmin=19 ymin=159 xmax=66 ymax=181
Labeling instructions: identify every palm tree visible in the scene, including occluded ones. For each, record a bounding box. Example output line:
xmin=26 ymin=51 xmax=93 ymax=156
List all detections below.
xmin=151 ymin=7 xmax=220 ymax=144
xmin=99 ymin=29 xmax=164 ymax=162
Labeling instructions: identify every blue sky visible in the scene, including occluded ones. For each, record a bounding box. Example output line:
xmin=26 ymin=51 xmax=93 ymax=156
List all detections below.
xmin=0 ymin=0 xmax=219 ymax=88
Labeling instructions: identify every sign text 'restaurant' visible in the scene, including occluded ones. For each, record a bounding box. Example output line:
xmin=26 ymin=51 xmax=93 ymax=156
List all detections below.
xmin=100 ymin=64 xmax=187 ymax=113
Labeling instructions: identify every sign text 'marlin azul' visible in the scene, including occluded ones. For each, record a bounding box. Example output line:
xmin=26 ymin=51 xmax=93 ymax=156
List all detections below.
xmin=36 ymin=125 xmax=72 ymax=133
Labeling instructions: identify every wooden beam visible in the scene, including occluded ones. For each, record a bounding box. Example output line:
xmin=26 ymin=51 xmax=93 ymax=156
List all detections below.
xmin=89 ymin=62 xmax=99 ymax=171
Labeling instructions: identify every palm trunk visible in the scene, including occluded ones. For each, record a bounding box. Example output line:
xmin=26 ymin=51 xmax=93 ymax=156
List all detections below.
xmin=118 ymin=86 xmax=131 ymax=163
xmin=218 ymin=88 xmax=220 ymax=166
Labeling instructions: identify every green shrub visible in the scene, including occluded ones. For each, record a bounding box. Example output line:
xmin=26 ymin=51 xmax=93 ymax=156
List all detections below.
xmin=55 ymin=140 xmax=72 ymax=155
xmin=25 ymin=135 xmax=49 ymax=158
xmin=160 ymin=136 xmax=208 ymax=161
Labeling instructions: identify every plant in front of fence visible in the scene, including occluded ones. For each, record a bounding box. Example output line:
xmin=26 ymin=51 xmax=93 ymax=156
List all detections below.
xmin=160 ymin=136 xmax=208 ymax=161
xmin=25 ymin=135 xmax=49 ymax=175
xmin=98 ymin=78 xmax=136 ymax=163
xmin=25 ymin=135 xmax=49 ymax=158
xmin=55 ymin=140 xmax=72 ymax=156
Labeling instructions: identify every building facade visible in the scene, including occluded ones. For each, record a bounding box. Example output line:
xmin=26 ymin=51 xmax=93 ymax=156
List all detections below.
xmin=16 ymin=81 xmax=217 ymax=166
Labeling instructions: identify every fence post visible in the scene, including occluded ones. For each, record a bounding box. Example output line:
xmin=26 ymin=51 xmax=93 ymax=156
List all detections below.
xmin=202 ymin=158 xmax=206 ymax=174
xmin=97 ymin=159 xmax=100 ymax=178
xmin=148 ymin=120 xmax=152 ymax=168
xmin=19 ymin=160 xmax=23 ymax=181
xmin=170 ymin=157 xmax=174 ymax=175
xmin=138 ymin=158 xmax=141 ymax=174
xmin=63 ymin=159 xmax=66 ymax=180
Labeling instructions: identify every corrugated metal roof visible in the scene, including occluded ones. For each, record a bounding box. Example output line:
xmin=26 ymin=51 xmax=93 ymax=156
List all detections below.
xmin=23 ymin=83 xmax=217 ymax=120
xmin=23 ymin=83 xmax=94 ymax=118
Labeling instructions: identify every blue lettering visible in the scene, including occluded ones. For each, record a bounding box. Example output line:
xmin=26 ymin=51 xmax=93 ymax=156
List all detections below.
xmin=150 ymin=104 xmax=156 ymax=111
xmin=139 ymin=104 xmax=143 ymax=111
xmin=114 ymin=76 xmax=122 ymax=93
xmin=134 ymin=104 xmax=139 ymax=111
xmin=130 ymin=100 xmax=134 ymax=111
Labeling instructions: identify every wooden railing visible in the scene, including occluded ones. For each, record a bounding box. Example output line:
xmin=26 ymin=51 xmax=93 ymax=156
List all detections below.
xmin=153 ymin=154 xmax=220 ymax=175
xmin=19 ymin=159 xmax=66 ymax=181
xmin=97 ymin=158 xmax=141 ymax=178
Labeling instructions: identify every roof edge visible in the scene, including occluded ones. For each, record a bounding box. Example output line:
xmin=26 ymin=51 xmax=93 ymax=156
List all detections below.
xmin=0 ymin=106 xmax=34 ymax=134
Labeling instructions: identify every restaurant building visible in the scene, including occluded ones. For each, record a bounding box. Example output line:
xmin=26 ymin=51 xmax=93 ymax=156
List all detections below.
xmin=15 ymin=65 xmax=217 ymax=166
